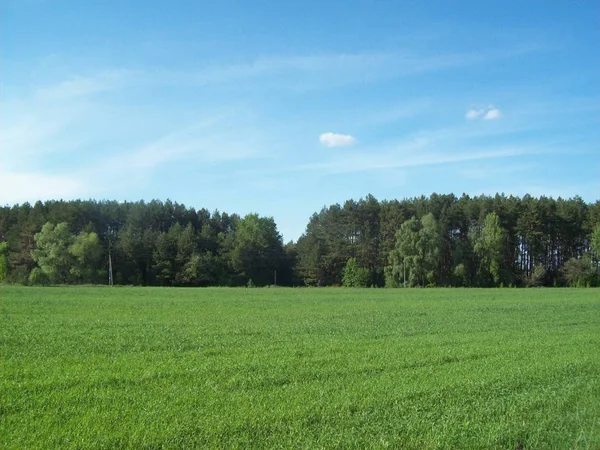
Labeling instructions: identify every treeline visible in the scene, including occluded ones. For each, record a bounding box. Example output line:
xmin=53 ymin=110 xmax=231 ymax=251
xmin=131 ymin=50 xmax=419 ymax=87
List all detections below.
xmin=297 ymin=194 xmax=600 ymax=287
xmin=0 ymin=194 xmax=599 ymax=287
xmin=0 ymin=200 xmax=296 ymax=287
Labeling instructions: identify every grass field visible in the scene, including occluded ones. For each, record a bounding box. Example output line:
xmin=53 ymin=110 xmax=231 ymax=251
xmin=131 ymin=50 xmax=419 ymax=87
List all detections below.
xmin=1 ymin=287 xmax=599 ymax=449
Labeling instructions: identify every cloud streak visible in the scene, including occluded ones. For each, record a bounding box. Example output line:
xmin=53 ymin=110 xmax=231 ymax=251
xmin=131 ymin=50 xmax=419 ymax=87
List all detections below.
xmin=141 ymin=43 xmax=548 ymax=90
xmin=0 ymin=69 xmax=267 ymax=204
xmin=0 ymin=41 xmax=555 ymax=206
xmin=297 ymin=147 xmax=531 ymax=174
xmin=296 ymin=120 xmax=545 ymax=175
xmin=35 ymin=69 xmax=132 ymax=101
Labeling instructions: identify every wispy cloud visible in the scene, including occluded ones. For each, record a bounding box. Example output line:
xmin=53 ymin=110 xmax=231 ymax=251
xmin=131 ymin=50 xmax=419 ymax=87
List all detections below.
xmin=35 ymin=69 xmax=132 ymax=101
xmin=297 ymin=146 xmax=532 ymax=174
xmin=0 ymin=70 xmax=134 ymax=169
xmin=319 ymin=132 xmax=357 ymax=148
xmin=91 ymin=116 xmax=262 ymax=184
xmin=357 ymin=100 xmax=432 ymax=126
xmin=457 ymin=162 xmax=535 ymax=180
xmin=142 ymin=43 xmax=548 ymax=90
xmin=0 ymin=69 xmax=267 ymax=204
xmin=466 ymin=105 xmax=502 ymax=120
xmin=297 ymin=121 xmax=543 ymax=175
xmin=0 ymin=41 xmax=556 ymax=205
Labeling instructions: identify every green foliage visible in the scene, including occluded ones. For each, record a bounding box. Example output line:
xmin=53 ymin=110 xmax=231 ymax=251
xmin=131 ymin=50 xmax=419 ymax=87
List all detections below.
xmin=386 ymin=216 xmax=420 ymax=287
xmin=174 ymin=223 xmax=198 ymax=284
xmin=591 ymin=223 xmax=600 ymax=272
xmin=4 ymin=266 xmax=29 ymax=285
xmin=2 ymin=286 xmax=600 ymax=448
xmin=69 ymin=231 xmax=103 ymax=283
xmin=561 ymin=255 xmax=598 ymax=287
xmin=471 ymin=212 xmax=507 ymax=286
xmin=153 ymin=225 xmax=179 ymax=286
xmin=30 ymin=223 xmax=103 ymax=285
xmin=530 ymin=263 xmax=548 ymax=287
xmin=383 ymin=265 xmax=402 ymax=288
xmin=386 ymin=213 xmax=441 ymax=287
xmin=1 ymin=195 xmax=600 ymax=287
xmin=591 ymin=223 xmax=600 ymax=253
xmin=418 ymin=213 xmax=442 ymax=286
xmin=342 ymin=257 xmax=369 ymax=287
xmin=453 ymin=263 xmax=469 ymax=287
xmin=231 ymin=214 xmax=283 ymax=286
xmin=31 ymin=222 xmax=75 ymax=284
xmin=28 ymin=267 xmax=50 ymax=286
xmin=0 ymin=242 xmax=8 ymax=283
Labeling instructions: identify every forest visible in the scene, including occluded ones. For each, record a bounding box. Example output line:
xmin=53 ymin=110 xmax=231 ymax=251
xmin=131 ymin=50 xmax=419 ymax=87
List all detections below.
xmin=0 ymin=193 xmax=599 ymax=288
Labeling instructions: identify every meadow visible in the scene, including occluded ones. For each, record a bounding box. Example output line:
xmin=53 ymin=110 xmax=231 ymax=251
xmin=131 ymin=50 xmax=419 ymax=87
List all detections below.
xmin=1 ymin=287 xmax=599 ymax=449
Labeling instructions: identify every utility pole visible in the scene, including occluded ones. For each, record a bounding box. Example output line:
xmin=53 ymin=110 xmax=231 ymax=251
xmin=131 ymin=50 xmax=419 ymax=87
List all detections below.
xmin=274 ymin=269 xmax=277 ymax=286
xmin=107 ymin=225 xmax=114 ymax=287
xmin=108 ymin=248 xmax=113 ymax=286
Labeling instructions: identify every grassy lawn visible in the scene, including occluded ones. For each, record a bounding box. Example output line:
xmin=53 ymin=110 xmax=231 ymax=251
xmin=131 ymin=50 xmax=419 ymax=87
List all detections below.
xmin=1 ymin=286 xmax=599 ymax=449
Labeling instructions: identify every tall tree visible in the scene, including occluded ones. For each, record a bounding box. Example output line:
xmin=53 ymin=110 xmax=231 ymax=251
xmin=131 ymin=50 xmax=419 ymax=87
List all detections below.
xmin=230 ymin=214 xmax=284 ymax=286
xmin=153 ymin=225 xmax=179 ymax=286
xmin=30 ymin=222 xmax=75 ymax=284
xmin=471 ymin=212 xmax=507 ymax=286
xmin=342 ymin=257 xmax=369 ymax=287
xmin=174 ymin=223 xmax=199 ymax=285
xmin=418 ymin=213 xmax=443 ymax=286
xmin=385 ymin=217 xmax=421 ymax=287
xmin=69 ymin=231 xmax=103 ymax=283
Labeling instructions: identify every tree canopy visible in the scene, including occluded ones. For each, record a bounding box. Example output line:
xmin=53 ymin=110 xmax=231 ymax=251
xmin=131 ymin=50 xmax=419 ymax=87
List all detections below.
xmin=0 ymin=194 xmax=598 ymax=287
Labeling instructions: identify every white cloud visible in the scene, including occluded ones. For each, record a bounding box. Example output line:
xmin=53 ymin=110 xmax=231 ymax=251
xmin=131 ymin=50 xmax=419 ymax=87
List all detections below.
xmin=466 ymin=106 xmax=502 ymax=120
xmin=466 ymin=109 xmax=484 ymax=119
xmin=319 ymin=132 xmax=357 ymax=148
xmin=484 ymin=108 xmax=502 ymax=120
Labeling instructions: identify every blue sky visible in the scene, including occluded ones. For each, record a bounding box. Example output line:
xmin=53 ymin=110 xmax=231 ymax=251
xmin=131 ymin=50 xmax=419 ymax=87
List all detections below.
xmin=1 ymin=0 xmax=599 ymax=241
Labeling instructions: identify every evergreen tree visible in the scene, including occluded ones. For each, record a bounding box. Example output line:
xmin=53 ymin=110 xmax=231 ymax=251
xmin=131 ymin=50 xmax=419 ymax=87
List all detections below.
xmin=342 ymin=257 xmax=369 ymax=287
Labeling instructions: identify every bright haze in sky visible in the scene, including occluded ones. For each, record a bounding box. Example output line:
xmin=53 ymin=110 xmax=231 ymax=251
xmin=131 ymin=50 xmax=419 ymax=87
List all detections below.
xmin=1 ymin=0 xmax=598 ymax=241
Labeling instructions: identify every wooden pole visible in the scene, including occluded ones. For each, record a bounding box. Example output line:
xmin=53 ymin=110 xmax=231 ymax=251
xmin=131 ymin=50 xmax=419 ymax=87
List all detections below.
xmin=108 ymin=249 xmax=113 ymax=286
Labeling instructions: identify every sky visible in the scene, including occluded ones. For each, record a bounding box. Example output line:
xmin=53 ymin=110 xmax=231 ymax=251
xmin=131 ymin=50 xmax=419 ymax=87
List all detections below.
xmin=1 ymin=0 xmax=599 ymax=241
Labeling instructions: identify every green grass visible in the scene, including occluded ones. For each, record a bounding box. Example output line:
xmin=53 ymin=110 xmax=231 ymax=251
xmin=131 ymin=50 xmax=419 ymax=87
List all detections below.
xmin=1 ymin=287 xmax=599 ymax=449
